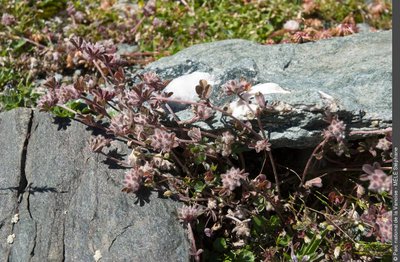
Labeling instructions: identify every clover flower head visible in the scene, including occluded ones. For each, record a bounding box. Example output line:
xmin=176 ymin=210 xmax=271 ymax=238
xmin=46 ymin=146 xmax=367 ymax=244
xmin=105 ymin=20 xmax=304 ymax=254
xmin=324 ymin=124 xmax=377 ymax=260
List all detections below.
xmin=376 ymin=211 xmax=392 ymax=243
xmin=57 ymin=84 xmax=81 ymax=104
xmin=254 ymin=139 xmax=271 ymax=153
xmin=178 ymin=205 xmax=203 ymax=223
xmin=1 ymin=13 xmax=16 ymax=26
xmin=123 ymin=167 xmax=143 ymax=193
xmin=150 ymin=129 xmax=179 ymax=152
xmin=108 ymin=112 xmax=134 ymax=136
xmin=193 ymin=105 xmax=213 ymax=120
xmin=37 ymin=90 xmax=59 ymax=110
xmin=324 ymin=116 xmax=346 ymax=142
xmin=360 ymin=162 xmax=392 ymax=195
xmin=221 ymin=167 xmax=249 ymax=192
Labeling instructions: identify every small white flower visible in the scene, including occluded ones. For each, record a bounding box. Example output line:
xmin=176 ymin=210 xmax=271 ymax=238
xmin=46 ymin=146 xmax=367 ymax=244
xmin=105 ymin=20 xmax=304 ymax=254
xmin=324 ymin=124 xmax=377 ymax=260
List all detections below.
xmin=93 ymin=250 xmax=102 ymax=262
xmin=7 ymin=234 xmax=15 ymax=244
xmin=283 ymin=20 xmax=300 ymax=31
xmin=207 ymin=199 xmax=217 ymax=210
xmin=11 ymin=214 xmax=19 ymax=224
xmin=334 ymin=246 xmax=341 ymax=258
xmin=304 ymin=235 xmax=311 ymax=243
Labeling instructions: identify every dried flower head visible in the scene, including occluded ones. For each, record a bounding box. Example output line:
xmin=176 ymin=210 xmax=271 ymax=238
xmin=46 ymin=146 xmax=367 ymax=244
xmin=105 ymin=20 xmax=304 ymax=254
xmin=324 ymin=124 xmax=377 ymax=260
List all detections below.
xmin=89 ymin=135 xmax=111 ymax=153
xmin=232 ymin=220 xmax=251 ymax=238
xmin=221 ymin=167 xmax=249 ymax=192
xmin=223 ymin=79 xmax=251 ymax=95
xmin=188 ymin=127 xmax=202 ymax=142
xmin=333 ymin=23 xmax=357 ymax=36
xmin=217 ymin=131 xmax=235 ymax=157
xmin=291 ymin=31 xmax=313 ymax=43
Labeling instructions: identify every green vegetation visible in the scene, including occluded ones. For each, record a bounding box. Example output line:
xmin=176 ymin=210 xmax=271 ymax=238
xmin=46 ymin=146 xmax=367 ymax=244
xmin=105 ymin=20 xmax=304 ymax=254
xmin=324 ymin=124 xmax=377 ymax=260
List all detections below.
xmin=0 ymin=0 xmax=392 ymax=111
xmin=0 ymin=1 xmax=393 ymax=261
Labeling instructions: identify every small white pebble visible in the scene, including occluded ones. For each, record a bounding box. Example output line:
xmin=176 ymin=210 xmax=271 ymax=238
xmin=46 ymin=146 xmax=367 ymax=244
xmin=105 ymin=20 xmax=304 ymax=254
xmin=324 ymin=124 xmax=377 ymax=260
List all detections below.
xmin=7 ymin=234 xmax=15 ymax=244
xmin=11 ymin=214 xmax=19 ymax=224
xmin=283 ymin=20 xmax=300 ymax=31
xmin=93 ymin=250 xmax=102 ymax=262
xmin=164 ymin=72 xmax=215 ymax=109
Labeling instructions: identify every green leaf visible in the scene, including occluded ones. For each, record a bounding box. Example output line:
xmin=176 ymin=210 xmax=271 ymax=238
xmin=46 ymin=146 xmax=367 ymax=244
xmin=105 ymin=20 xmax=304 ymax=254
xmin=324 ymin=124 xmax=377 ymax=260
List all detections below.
xmin=276 ymin=232 xmax=292 ymax=247
xmin=194 ymin=181 xmax=206 ymax=193
xmin=213 ymin=238 xmax=228 ymax=253
xmin=235 ymin=249 xmax=255 ymax=262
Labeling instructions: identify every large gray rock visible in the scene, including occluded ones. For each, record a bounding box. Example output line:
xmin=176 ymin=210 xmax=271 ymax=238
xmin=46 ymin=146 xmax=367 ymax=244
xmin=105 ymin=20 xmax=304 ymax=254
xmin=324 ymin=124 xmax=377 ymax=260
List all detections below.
xmin=0 ymin=108 xmax=190 ymax=262
xmin=144 ymin=31 xmax=392 ymax=148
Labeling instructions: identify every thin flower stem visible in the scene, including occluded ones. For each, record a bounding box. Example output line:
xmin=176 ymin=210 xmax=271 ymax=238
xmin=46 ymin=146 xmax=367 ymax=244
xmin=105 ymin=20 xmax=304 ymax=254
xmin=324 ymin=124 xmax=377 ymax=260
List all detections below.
xmin=165 ymin=103 xmax=182 ymax=124
xmin=307 ymin=207 xmax=357 ymax=244
xmin=225 ymin=214 xmax=245 ymax=224
xmin=261 ymin=192 xmax=293 ymax=235
xmin=171 ymin=150 xmax=191 ymax=175
xmin=234 ymin=94 xmax=280 ymax=198
xmin=187 ymin=223 xmax=202 ymax=262
xmin=259 ymin=152 xmax=268 ymax=174
xmin=236 ymin=93 xmax=267 ymax=139
xmin=93 ymin=60 xmax=109 ymax=83
xmin=57 ymin=104 xmax=79 ymax=115
xmin=300 ymin=138 xmax=328 ymax=187
xmin=268 ymin=150 xmax=281 ymax=199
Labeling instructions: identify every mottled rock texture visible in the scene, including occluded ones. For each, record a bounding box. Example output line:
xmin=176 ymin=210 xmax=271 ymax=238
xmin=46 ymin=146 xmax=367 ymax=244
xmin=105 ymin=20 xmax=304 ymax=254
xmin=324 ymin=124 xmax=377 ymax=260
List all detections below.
xmin=0 ymin=109 xmax=190 ymax=262
xmin=144 ymin=31 xmax=392 ymax=148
